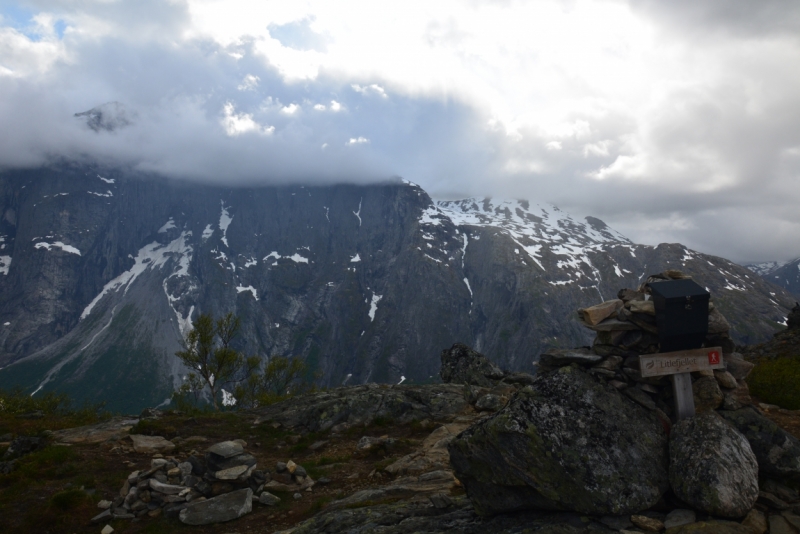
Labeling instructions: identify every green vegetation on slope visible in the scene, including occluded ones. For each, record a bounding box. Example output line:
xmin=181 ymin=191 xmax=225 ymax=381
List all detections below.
xmin=748 ymin=356 xmax=800 ymax=410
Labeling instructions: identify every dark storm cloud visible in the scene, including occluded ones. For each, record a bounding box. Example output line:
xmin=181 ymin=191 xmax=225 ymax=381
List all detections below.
xmin=628 ymin=0 xmax=800 ymax=39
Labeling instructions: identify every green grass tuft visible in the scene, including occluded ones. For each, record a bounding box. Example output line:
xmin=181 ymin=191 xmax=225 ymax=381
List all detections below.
xmin=748 ymin=356 xmax=800 ymax=410
xmin=48 ymin=488 xmax=90 ymax=511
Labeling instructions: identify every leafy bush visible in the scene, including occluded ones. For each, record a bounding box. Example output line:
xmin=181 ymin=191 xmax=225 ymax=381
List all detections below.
xmin=748 ymin=356 xmax=800 ymax=410
xmin=175 ymin=313 xmax=260 ymax=411
xmin=0 ymin=389 xmax=72 ymax=416
xmin=0 ymin=388 xmax=109 ymax=437
xmin=234 ymin=355 xmax=317 ymax=408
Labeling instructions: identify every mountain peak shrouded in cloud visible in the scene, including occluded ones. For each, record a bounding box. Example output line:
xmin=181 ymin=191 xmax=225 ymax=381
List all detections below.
xmin=1 ymin=0 xmax=800 ymax=264
xmin=74 ymin=102 xmax=133 ymax=132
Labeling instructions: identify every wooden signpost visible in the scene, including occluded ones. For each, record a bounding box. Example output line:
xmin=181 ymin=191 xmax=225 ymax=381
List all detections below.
xmin=639 ymin=347 xmax=724 ymax=420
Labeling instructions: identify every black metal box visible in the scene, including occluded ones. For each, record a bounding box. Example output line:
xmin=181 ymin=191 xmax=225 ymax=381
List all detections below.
xmin=647 ymin=279 xmax=710 ymax=352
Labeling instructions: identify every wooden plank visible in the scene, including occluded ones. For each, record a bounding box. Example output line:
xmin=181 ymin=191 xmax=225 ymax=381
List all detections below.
xmin=672 ymin=372 xmax=695 ymax=420
xmin=639 ymin=347 xmax=724 ymax=378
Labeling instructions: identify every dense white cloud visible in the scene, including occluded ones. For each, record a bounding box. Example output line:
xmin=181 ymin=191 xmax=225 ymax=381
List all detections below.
xmin=1 ymin=0 xmax=799 ymax=263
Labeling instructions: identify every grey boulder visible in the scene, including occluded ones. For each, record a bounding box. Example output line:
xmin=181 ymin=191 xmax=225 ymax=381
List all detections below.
xmin=669 ymin=412 xmax=758 ymax=518
xmin=179 ymin=488 xmax=252 ymax=525
xmin=448 ymin=366 xmax=669 ymax=516
xmin=439 ymin=343 xmax=505 ymax=387
xmin=719 ymin=407 xmax=800 ymax=483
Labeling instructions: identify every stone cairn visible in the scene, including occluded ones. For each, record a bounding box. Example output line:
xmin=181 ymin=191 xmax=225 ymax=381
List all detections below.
xmin=541 ymin=270 xmax=749 ymax=418
xmin=93 ymin=439 xmax=313 ymax=526
xmin=534 ymin=270 xmax=800 ymax=527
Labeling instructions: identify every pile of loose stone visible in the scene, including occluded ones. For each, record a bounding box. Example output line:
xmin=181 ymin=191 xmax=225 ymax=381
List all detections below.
xmin=93 ymin=439 xmax=313 ymax=526
xmin=540 ymin=269 xmax=753 ymax=420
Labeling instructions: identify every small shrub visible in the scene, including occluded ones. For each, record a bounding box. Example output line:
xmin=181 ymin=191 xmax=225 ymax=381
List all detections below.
xmin=309 ymin=495 xmax=334 ymax=514
xmin=129 ymin=419 xmax=175 ymax=437
xmin=371 ymin=416 xmax=394 ymax=427
xmin=73 ymin=473 xmax=95 ymax=489
xmin=49 ymin=488 xmax=90 ymax=511
xmin=748 ymin=356 xmax=800 ymax=410
xmin=373 ymin=457 xmax=398 ymax=472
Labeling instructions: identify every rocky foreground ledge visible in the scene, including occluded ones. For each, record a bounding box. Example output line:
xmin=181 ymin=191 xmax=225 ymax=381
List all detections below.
xmin=3 ymin=287 xmax=799 ymax=533
xmin=3 ymin=348 xmax=799 ymax=533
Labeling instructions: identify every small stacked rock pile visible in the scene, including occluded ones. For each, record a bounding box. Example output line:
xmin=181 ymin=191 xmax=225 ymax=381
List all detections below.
xmin=263 ymin=458 xmax=316 ymax=500
xmin=94 ymin=439 xmax=295 ymax=526
xmin=539 ymin=270 xmax=751 ymax=419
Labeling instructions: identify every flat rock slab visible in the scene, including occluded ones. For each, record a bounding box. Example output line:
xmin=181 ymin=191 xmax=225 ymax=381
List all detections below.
xmin=539 ymin=348 xmax=603 ymax=367
xmin=50 ymin=417 xmax=138 ymax=444
xmin=179 ymin=488 xmax=252 ymax=525
xmin=585 ymin=317 xmax=641 ymax=332
xmin=385 ymin=419 xmax=475 ymax=476
xmin=252 ymin=383 xmax=469 ymax=433
xmin=149 ymin=479 xmax=186 ymax=495
xmin=215 ymin=465 xmax=249 ymax=480
xmin=207 ymin=441 xmax=243 ymax=458
xmin=207 ymin=452 xmax=257 ymax=472
xmin=129 ymin=435 xmax=175 ymax=454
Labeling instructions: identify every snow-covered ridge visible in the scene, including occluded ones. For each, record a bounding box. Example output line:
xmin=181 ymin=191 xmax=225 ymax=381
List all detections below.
xmin=422 ymin=198 xmax=630 ymax=274
xmin=745 ymin=260 xmax=787 ymax=277
xmin=433 ymin=198 xmax=630 ymax=246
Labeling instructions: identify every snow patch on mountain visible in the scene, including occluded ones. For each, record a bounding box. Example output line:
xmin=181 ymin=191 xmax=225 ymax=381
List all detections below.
xmin=287 ymin=253 xmax=309 ymax=264
xmin=236 ymin=285 xmax=258 ymax=299
xmin=262 ymin=251 xmax=309 ymax=264
xmin=353 ymin=198 xmax=362 ymax=226
xmin=219 ymin=201 xmax=233 ymax=246
xmin=81 ymin=231 xmax=193 ymax=320
xmin=34 ymin=241 xmax=81 ymax=256
xmin=158 ymin=218 xmax=176 ymax=233
xmin=368 ymin=293 xmax=382 ymax=321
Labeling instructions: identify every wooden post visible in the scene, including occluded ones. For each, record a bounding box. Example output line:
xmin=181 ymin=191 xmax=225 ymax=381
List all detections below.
xmin=671 ymin=372 xmax=695 ymax=421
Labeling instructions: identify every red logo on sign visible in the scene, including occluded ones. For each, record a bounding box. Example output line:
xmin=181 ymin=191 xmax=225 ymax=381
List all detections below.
xmin=708 ymin=350 xmax=720 ymax=365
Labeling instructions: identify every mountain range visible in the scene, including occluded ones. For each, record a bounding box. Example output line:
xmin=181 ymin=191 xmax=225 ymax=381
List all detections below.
xmin=0 ymin=162 xmax=795 ymax=412
xmin=746 ymin=259 xmax=800 ymax=299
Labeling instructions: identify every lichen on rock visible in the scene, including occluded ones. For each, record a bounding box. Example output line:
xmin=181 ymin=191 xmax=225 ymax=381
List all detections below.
xmin=448 ymin=366 xmax=669 ymax=516
xmin=668 ymin=411 xmax=758 ymax=518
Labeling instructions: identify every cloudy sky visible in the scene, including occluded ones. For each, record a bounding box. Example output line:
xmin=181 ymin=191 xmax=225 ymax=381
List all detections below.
xmin=1 ymin=0 xmax=799 ymax=264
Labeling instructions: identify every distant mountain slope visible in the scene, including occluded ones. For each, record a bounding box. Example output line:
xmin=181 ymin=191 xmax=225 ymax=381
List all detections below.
xmin=0 ymin=164 xmax=795 ymax=412
xmin=746 ymin=258 xmax=800 ymax=300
